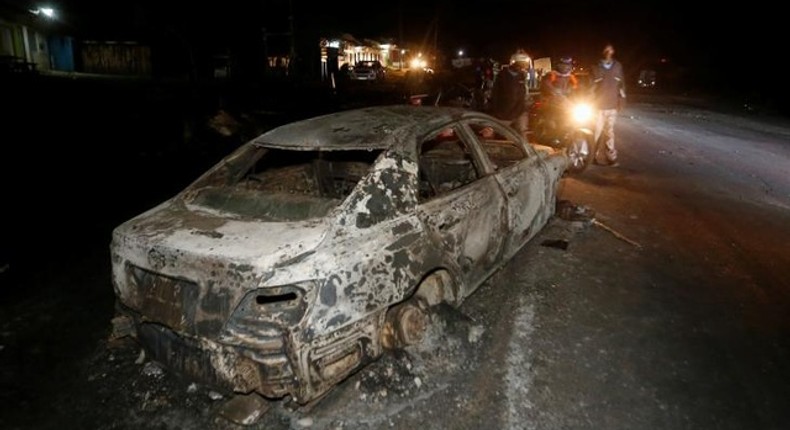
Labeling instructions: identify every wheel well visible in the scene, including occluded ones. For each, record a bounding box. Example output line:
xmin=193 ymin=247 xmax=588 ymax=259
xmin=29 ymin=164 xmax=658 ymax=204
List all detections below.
xmin=413 ymin=268 xmax=459 ymax=307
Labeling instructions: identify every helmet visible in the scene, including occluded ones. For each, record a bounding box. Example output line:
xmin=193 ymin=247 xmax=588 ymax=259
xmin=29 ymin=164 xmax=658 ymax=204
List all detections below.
xmin=510 ymin=50 xmax=530 ymax=65
xmin=554 ymin=56 xmax=573 ymax=76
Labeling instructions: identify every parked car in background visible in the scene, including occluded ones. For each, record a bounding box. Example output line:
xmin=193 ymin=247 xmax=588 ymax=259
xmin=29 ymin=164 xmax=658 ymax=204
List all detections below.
xmin=110 ymin=106 xmax=569 ymax=410
xmin=349 ymin=60 xmax=385 ymax=81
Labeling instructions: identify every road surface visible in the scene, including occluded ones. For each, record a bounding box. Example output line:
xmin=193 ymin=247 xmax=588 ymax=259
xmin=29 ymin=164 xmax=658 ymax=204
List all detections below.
xmin=1 ymin=97 xmax=789 ymax=429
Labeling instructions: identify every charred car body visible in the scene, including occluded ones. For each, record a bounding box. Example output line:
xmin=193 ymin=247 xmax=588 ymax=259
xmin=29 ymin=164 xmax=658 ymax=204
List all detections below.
xmin=111 ymin=106 xmax=568 ymax=405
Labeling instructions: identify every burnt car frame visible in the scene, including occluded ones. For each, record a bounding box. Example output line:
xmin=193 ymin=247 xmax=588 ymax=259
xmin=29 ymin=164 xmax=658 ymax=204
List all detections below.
xmin=111 ymin=106 xmax=568 ymax=406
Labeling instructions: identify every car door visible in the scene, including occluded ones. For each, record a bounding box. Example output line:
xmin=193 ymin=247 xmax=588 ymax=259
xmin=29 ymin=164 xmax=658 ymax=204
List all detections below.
xmin=463 ymin=120 xmax=550 ymax=258
xmin=414 ymin=124 xmax=508 ymax=297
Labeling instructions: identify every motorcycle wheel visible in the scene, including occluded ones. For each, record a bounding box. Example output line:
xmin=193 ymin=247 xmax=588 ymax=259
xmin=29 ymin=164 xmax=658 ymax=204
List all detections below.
xmin=566 ymin=134 xmax=592 ymax=173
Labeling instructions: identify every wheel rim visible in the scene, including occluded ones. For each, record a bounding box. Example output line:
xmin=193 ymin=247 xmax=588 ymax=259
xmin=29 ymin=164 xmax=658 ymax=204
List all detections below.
xmin=568 ymin=138 xmax=589 ymax=169
xmin=381 ymin=301 xmax=428 ymax=349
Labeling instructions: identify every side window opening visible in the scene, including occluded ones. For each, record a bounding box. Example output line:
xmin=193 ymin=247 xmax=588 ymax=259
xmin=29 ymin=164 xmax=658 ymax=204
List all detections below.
xmin=418 ymin=127 xmax=481 ymax=201
xmin=469 ymin=123 xmax=528 ymax=171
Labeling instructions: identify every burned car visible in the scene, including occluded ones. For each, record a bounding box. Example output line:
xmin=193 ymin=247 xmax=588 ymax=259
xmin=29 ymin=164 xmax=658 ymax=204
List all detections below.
xmin=111 ymin=106 xmax=568 ymax=406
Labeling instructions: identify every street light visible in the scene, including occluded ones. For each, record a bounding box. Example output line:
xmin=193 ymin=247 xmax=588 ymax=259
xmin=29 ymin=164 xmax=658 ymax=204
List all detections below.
xmin=30 ymin=6 xmax=55 ymax=18
xmin=458 ymin=50 xmax=464 ymax=57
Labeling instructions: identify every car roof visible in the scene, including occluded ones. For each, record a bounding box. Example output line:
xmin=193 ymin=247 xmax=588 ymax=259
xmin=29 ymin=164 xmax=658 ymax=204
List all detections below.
xmin=253 ymin=105 xmax=481 ymax=150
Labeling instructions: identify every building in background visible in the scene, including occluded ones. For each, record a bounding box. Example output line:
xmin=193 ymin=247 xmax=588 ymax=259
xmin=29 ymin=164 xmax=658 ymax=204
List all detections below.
xmin=319 ymin=34 xmax=401 ymax=81
xmin=80 ymin=40 xmax=151 ymax=76
xmin=0 ymin=2 xmax=73 ymax=74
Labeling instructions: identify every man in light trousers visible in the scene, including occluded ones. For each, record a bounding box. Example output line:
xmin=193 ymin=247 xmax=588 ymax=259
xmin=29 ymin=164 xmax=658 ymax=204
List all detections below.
xmin=592 ymin=44 xmax=626 ymax=165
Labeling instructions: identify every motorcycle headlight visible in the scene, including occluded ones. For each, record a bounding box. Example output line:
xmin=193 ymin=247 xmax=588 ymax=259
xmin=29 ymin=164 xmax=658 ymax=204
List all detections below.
xmin=571 ymin=103 xmax=594 ymax=123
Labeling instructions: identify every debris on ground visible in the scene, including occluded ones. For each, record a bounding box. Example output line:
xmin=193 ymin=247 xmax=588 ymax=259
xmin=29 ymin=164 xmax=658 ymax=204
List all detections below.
xmin=141 ymin=361 xmax=164 ymax=378
xmin=468 ymin=325 xmax=485 ymax=343
xmin=540 ymin=239 xmax=570 ymax=250
xmin=556 ymin=200 xmax=596 ymax=222
xmin=110 ymin=315 xmax=135 ymax=339
xmin=217 ymin=393 xmax=271 ymax=426
xmin=295 ymin=416 xmax=314 ymax=428
xmin=208 ymin=391 xmax=224 ymax=401
xmin=207 ymin=110 xmax=242 ymax=137
xmin=186 ymin=383 xmax=198 ymax=394
xmin=134 ymin=349 xmax=146 ymax=365
xmin=592 ymin=219 xmax=643 ymax=249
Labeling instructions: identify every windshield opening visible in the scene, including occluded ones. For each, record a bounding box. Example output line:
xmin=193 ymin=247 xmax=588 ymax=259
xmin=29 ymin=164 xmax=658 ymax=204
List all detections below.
xmin=185 ymin=146 xmax=382 ymax=221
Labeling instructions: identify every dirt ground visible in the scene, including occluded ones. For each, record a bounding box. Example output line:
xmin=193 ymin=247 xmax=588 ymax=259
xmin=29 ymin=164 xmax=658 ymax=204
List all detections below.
xmin=1 ymin=98 xmax=789 ymax=429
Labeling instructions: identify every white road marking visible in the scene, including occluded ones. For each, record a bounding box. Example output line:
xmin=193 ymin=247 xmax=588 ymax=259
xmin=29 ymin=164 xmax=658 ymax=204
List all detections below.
xmin=504 ymin=296 xmax=537 ymax=430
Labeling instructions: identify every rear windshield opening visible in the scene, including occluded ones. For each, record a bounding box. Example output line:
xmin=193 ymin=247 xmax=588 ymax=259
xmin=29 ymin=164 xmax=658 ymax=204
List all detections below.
xmin=187 ymin=146 xmax=381 ymax=221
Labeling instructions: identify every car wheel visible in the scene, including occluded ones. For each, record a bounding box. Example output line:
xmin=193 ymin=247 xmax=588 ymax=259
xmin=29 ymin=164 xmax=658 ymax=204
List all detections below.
xmin=380 ymin=271 xmax=460 ymax=349
xmin=381 ymin=299 xmax=428 ymax=349
xmin=566 ymin=133 xmax=592 ymax=173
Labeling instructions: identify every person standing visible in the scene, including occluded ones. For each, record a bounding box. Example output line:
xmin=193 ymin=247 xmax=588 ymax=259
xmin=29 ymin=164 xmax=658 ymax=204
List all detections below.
xmin=592 ymin=44 xmax=626 ymax=165
xmin=491 ymin=50 xmax=531 ymax=137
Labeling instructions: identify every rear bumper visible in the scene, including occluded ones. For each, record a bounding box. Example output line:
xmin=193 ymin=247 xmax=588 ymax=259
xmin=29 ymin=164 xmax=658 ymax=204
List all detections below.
xmin=129 ymin=311 xmax=384 ymax=403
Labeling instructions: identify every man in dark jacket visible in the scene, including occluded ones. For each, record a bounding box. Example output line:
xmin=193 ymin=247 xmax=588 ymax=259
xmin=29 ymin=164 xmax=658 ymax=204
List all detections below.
xmin=592 ymin=44 xmax=626 ymax=165
xmin=491 ymin=50 xmax=531 ymax=137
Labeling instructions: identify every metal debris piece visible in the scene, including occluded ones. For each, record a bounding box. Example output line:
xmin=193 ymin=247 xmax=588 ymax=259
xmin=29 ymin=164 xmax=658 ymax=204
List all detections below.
xmin=217 ymin=393 xmax=271 ymax=426
xmin=592 ymin=219 xmax=642 ymax=249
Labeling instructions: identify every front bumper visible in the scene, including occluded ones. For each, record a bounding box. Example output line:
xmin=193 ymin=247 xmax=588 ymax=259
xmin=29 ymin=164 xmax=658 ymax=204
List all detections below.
xmin=130 ymin=310 xmax=384 ymax=403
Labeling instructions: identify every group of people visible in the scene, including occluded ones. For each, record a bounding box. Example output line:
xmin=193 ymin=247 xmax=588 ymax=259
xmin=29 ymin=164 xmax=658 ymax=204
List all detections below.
xmin=490 ymin=44 xmax=626 ymax=166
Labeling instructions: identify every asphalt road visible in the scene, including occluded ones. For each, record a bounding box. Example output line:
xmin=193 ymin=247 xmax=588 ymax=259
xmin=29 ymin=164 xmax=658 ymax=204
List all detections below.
xmin=293 ymin=101 xmax=790 ymax=429
xmin=1 ymin=95 xmax=789 ymax=429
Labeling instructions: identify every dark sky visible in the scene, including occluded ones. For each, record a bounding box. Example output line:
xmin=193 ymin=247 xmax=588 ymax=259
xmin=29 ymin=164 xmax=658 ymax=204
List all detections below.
xmin=24 ymin=0 xmax=783 ymax=74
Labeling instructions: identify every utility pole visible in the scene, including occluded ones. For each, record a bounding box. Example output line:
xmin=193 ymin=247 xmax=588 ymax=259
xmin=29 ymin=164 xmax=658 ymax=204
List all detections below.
xmin=262 ymin=27 xmax=269 ymax=76
xmin=398 ymin=0 xmax=404 ymax=47
xmin=288 ymin=0 xmax=296 ymax=77
xmin=432 ymin=2 xmax=439 ymax=62
xmin=398 ymin=1 xmax=404 ymax=70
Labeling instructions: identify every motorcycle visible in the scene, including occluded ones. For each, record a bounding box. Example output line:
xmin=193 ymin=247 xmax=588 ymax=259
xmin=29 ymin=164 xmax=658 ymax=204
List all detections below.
xmin=529 ymin=96 xmax=595 ymax=173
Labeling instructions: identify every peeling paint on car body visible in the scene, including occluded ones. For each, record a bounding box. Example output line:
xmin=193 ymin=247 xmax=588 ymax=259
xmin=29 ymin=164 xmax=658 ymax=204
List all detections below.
xmin=110 ymin=106 xmax=569 ymax=406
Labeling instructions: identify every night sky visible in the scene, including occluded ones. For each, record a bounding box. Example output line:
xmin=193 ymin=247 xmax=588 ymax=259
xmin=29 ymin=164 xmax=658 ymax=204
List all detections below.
xmin=14 ymin=0 xmax=785 ymax=97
